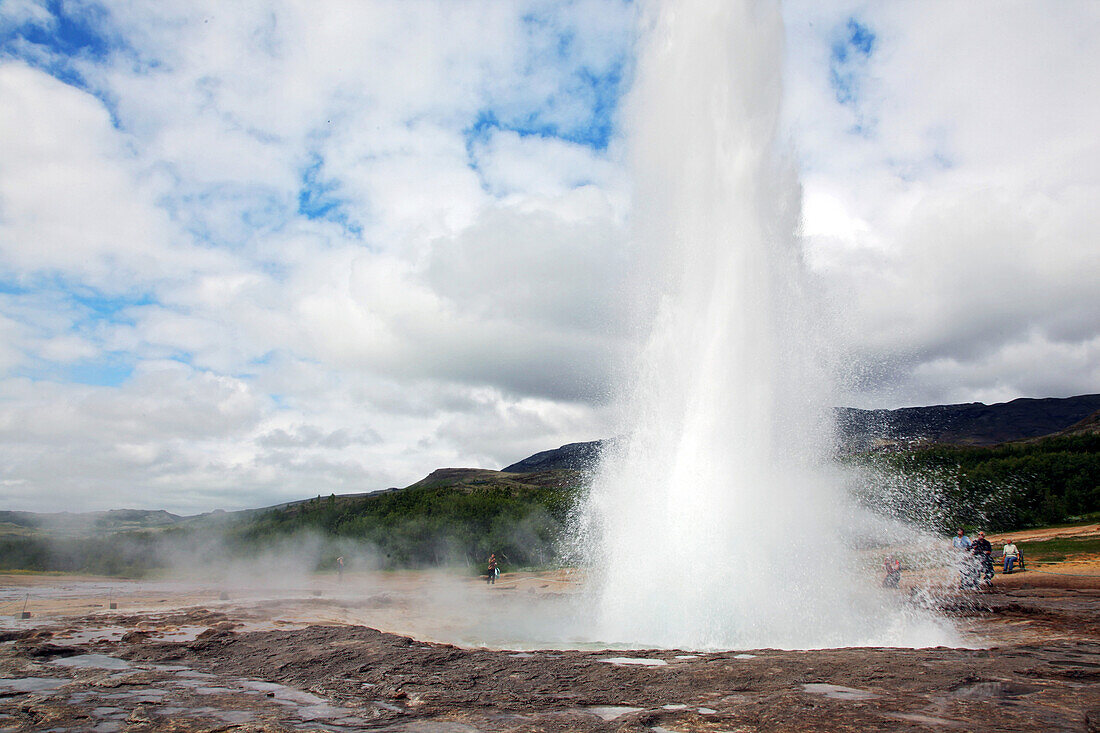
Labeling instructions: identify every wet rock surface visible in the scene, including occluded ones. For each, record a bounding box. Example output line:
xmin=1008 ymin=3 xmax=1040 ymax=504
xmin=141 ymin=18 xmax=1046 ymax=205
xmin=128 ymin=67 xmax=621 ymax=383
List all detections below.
xmin=0 ymin=586 xmax=1097 ymax=731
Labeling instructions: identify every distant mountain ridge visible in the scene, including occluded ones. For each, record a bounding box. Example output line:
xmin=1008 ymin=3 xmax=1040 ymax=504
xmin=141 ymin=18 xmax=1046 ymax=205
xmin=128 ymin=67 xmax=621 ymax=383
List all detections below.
xmin=0 ymin=508 xmax=182 ymax=533
xmin=502 ymin=394 xmax=1100 ymax=470
xmin=836 ymin=394 xmax=1100 ymax=451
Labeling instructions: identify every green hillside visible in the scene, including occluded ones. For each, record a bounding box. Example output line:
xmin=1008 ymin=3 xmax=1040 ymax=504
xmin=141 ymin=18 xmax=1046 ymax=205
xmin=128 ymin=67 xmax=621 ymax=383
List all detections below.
xmin=857 ymin=433 xmax=1100 ymax=531
xmin=0 ymin=468 xmax=584 ymax=576
xmin=229 ymin=468 xmax=583 ymax=568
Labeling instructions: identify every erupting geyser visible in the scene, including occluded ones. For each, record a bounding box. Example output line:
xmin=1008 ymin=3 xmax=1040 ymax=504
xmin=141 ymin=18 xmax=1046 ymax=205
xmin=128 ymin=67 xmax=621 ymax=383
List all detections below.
xmin=578 ymin=0 xmax=954 ymax=650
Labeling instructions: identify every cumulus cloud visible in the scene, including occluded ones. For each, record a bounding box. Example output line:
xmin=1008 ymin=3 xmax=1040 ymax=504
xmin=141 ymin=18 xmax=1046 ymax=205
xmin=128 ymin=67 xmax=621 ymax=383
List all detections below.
xmin=0 ymin=0 xmax=630 ymax=512
xmin=0 ymin=63 xmax=223 ymax=287
xmin=0 ymin=0 xmax=1095 ymax=512
xmin=786 ymin=0 xmax=1100 ymax=407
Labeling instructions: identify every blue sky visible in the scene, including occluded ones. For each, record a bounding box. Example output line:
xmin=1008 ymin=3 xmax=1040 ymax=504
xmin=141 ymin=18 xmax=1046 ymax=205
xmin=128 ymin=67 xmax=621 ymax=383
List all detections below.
xmin=0 ymin=0 xmax=1097 ymax=512
xmin=2 ymin=0 xmax=117 ymax=100
xmin=829 ymin=19 xmax=874 ymax=107
xmin=0 ymin=0 xmax=630 ymax=394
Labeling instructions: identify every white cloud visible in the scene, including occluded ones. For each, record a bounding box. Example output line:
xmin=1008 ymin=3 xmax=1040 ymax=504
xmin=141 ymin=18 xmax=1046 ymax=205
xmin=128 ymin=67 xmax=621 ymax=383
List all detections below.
xmin=0 ymin=64 xmax=164 ymax=284
xmin=36 ymin=334 xmax=100 ymax=363
xmin=0 ymin=0 xmax=51 ymax=30
xmin=0 ymin=1 xmax=632 ymax=511
xmin=786 ymin=1 xmax=1100 ymax=407
xmin=0 ymin=0 xmax=1096 ymax=512
xmin=472 ymin=130 xmax=622 ymax=198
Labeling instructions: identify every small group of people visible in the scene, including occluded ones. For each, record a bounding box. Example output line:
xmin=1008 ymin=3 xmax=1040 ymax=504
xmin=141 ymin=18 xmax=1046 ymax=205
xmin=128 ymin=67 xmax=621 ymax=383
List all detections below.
xmin=882 ymin=530 xmax=1024 ymax=591
xmin=953 ymin=528 xmax=1023 ymax=589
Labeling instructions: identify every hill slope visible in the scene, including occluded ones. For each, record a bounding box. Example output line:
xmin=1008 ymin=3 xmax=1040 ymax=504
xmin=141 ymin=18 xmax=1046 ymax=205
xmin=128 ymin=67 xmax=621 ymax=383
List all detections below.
xmin=502 ymin=441 xmax=604 ymax=473
xmin=1045 ymin=409 xmax=1100 ymax=439
xmin=504 ymin=395 xmax=1100 ymax=469
xmin=836 ymin=394 xmax=1100 ymax=451
xmin=231 ymin=468 xmax=582 ymax=568
xmin=0 ymin=509 xmax=182 ymax=534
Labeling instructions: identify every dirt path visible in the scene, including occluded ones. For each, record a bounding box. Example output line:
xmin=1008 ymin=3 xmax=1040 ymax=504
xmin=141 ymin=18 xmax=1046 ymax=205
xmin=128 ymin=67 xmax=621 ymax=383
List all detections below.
xmin=987 ymin=523 xmax=1100 ymax=544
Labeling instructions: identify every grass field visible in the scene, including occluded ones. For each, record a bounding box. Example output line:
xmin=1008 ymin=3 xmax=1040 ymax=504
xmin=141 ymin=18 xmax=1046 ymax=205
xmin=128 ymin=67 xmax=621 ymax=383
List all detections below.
xmin=1013 ymin=536 xmax=1100 ymax=563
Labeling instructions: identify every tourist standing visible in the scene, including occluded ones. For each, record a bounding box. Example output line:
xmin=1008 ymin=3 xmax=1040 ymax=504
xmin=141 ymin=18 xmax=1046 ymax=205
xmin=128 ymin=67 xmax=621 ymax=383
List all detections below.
xmin=487 ymin=553 xmax=498 ymax=585
xmin=972 ymin=531 xmax=994 ymax=584
xmin=953 ymin=529 xmax=974 ymax=588
xmin=882 ymin=555 xmax=901 ymax=588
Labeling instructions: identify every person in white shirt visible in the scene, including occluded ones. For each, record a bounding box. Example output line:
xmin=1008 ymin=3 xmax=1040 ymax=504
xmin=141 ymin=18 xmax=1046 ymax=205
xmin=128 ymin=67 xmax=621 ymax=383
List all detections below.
xmin=1001 ymin=540 xmax=1021 ymax=573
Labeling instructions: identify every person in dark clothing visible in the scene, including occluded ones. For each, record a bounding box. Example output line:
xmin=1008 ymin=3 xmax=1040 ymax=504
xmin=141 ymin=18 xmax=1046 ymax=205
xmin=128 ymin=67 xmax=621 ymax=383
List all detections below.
xmin=882 ymin=555 xmax=901 ymax=588
xmin=971 ymin=531 xmax=994 ymax=584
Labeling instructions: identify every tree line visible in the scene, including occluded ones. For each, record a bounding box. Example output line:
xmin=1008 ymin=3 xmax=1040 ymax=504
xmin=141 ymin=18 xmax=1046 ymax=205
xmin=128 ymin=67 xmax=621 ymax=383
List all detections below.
xmin=854 ymin=433 xmax=1100 ymax=531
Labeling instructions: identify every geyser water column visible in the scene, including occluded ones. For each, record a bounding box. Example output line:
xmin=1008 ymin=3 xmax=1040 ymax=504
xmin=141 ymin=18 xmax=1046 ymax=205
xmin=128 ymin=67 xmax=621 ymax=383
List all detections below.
xmin=579 ymin=0 xmax=951 ymax=650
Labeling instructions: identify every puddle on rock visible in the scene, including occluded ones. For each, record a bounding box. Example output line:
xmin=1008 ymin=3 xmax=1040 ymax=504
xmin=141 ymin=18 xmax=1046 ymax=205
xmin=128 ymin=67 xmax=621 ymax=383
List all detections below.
xmin=240 ymin=679 xmax=329 ymax=705
xmin=599 ymin=657 xmax=668 ymax=666
xmin=801 ymin=683 xmax=879 ymax=701
xmin=52 ymin=628 xmax=127 ymax=644
xmin=237 ymin=678 xmax=356 ymax=721
xmin=151 ymin=625 xmax=209 ymax=642
xmin=887 ymin=712 xmax=966 ymax=727
xmin=588 ymin=705 xmax=644 ymax=720
xmin=191 ymin=707 xmax=256 ymax=724
xmin=57 ymin=662 xmax=370 ymax=731
xmin=951 ymin=681 xmax=1039 ymax=699
xmin=50 ymin=654 xmax=132 ymax=670
xmin=0 ymin=677 xmax=69 ymax=694
xmin=100 ymin=690 xmax=168 ymax=703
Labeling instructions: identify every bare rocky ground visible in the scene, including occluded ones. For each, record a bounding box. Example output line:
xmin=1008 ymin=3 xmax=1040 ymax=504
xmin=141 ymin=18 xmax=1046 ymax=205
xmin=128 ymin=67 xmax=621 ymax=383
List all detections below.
xmin=0 ymin=568 xmax=1098 ymax=733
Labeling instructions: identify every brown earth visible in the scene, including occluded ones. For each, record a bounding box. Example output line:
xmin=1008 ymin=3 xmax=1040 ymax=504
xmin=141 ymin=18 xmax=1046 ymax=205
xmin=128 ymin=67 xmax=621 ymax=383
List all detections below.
xmin=987 ymin=524 xmax=1100 ymax=544
xmin=0 ymin=564 xmax=1098 ymax=732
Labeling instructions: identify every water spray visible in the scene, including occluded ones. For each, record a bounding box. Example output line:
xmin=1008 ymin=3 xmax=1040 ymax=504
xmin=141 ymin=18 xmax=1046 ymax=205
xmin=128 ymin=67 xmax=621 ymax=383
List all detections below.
xmin=577 ymin=0 xmax=956 ymax=650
